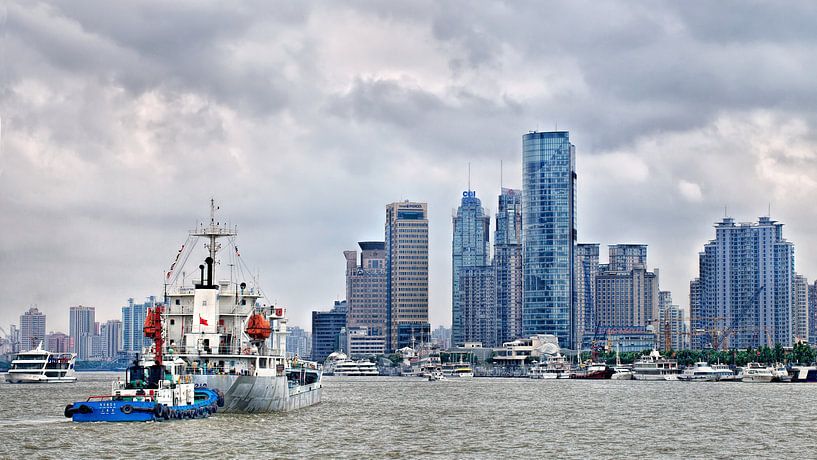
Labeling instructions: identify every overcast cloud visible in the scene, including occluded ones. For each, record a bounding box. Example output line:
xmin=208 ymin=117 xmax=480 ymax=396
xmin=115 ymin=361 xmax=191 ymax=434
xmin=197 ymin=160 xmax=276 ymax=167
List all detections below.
xmin=2 ymin=1 xmax=817 ymax=333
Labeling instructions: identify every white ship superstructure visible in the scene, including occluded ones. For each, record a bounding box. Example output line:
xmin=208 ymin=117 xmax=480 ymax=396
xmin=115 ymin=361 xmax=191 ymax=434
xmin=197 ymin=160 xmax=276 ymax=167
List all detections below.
xmin=148 ymin=201 xmax=321 ymax=412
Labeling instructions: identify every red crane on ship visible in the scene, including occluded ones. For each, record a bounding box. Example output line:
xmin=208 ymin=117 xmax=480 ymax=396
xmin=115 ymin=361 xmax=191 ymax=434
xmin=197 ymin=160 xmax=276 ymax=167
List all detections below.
xmin=143 ymin=305 xmax=164 ymax=365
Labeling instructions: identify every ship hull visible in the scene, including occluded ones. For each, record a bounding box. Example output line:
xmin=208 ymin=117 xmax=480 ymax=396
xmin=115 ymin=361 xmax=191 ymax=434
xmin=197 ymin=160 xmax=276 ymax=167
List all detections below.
xmin=193 ymin=374 xmax=321 ymax=413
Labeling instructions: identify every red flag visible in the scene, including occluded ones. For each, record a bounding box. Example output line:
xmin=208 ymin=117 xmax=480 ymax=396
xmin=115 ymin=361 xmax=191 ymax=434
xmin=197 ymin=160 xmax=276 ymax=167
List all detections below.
xmin=199 ymin=316 xmax=209 ymax=326
xmin=274 ymin=308 xmax=284 ymax=317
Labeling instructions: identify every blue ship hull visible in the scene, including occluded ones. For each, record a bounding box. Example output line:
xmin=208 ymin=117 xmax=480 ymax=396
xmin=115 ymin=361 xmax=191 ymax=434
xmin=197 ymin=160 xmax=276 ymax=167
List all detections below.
xmin=65 ymin=388 xmax=222 ymax=422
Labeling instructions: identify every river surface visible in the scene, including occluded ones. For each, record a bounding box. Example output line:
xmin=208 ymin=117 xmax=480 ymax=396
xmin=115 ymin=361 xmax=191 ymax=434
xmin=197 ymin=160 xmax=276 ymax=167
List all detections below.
xmin=0 ymin=372 xmax=813 ymax=459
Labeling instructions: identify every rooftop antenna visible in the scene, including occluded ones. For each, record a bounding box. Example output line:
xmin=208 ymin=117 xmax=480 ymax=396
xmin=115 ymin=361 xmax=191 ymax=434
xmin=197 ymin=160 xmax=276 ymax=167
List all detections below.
xmin=500 ymin=160 xmax=503 ymax=190
xmin=724 ymin=205 xmax=728 ymax=218
xmin=768 ymin=202 xmax=771 ymax=217
xmin=468 ymin=161 xmax=471 ymax=192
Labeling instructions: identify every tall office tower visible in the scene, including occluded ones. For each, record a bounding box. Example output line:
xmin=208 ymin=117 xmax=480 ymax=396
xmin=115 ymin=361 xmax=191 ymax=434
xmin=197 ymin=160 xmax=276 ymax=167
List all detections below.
xmin=594 ymin=245 xmax=659 ymax=335
xmin=69 ymin=305 xmax=95 ymax=360
xmin=495 ymin=188 xmax=523 ymax=344
xmin=574 ymin=244 xmax=599 ymax=347
xmin=45 ymin=332 xmax=71 ymax=353
xmin=809 ymin=282 xmax=817 ymax=345
xmin=385 ymin=201 xmax=430 ymax=351
xmin=19 ymin=306 xmax=46 ymax=351
xmin=122 ymin=296 xmax=157 ymax=355
xmin=311 ymin=301 xmax=347 ymax=362
xmin=286 ymin=326 xmax=312 ymax=359
xmin=452 ymin=190 xmax=490 ymax=346
xmin=657 ymin=291 xmax=688 ymax=351
xmin=522 ymin=131 xmax=576 ymax=349
xmin=459 ymin=266 xmax=498 ymax=347
xmin=792 ymin=274 xmax=809 ymax=343
xmin=102 ymin=319 xmax=123 ymax=359
xmin=691 ymin=216 xmax=795 ymax=349
xmin=344 ymin=241 xmax=388 ymax=336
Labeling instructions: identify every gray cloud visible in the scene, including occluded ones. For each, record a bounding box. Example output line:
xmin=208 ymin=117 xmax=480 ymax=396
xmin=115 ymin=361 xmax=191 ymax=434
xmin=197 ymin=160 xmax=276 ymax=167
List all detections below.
xmin=2 ymin=1 xmax=817 ymax=333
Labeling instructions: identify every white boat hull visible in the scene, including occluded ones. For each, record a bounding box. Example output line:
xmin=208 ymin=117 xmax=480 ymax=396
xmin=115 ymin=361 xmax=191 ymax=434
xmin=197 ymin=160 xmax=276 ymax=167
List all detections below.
xmin=193 ymin=374 xmax=321 ymax=412
xmin=741 ymin=375 xmax=774 ymax=383
xmin=4 ymin=373 xmax=77 ymax=384
xmin=633 ymin=374 xmax=679 ymax=381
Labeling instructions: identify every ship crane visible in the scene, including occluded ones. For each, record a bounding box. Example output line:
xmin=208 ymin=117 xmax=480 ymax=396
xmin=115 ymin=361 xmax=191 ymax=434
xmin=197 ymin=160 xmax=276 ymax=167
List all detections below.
xmin=706 ymin=286 xmax=765 ymax=351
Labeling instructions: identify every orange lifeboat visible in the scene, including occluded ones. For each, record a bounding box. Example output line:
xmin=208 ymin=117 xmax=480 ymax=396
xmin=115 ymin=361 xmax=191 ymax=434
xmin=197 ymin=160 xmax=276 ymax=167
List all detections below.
xmin=246 ymin=313 xmax=271 ymax=341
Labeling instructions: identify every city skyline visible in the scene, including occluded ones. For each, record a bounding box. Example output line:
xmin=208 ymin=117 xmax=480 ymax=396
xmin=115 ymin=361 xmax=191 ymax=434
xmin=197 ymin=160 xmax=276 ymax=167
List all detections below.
xmin=4 ymin=3 xmax=817 ymax=333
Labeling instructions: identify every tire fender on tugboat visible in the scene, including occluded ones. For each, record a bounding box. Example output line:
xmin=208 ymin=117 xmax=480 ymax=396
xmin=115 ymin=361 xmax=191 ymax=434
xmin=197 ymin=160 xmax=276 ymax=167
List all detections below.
xmin=120 ymin=404 xmax=133 ymax=414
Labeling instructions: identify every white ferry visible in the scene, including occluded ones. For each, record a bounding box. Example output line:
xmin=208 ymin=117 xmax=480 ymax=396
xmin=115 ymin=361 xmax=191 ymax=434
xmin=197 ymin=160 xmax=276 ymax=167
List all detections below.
xmin=711 ymin=363 xmax=737 ymax=381
xmin=739 ymin=363 xmax=774 ymax=383
xmin=5 ymin=343 xmax=76 ymax=384
xmin=632 ymin=350 xmax=679 ymax=381
xmin=442 ymin=362 xmax=474 ymax=378
xmin=149 ymin=201 xmax=321 ymax=412
xmin=333 ymin=360 xmax=379 ymax=377
xmin=529 ymin=353 xmax=571 ymax=379
xmin=678 ymin=362 xmax=719 ymax=382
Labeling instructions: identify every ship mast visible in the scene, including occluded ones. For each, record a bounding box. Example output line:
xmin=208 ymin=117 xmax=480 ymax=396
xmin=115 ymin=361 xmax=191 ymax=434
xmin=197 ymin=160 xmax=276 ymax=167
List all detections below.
xmin=191 ymin=199 xmax=237 ymax=279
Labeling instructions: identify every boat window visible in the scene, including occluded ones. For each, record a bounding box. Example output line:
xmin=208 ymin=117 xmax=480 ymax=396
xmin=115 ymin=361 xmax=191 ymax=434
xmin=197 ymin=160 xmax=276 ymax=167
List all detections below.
xmin=175 ymin=299 xmax=180 ymax=305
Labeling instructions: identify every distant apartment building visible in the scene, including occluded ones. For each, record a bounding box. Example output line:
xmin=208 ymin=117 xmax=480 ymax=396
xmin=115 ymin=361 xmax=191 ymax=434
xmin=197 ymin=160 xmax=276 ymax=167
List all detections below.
xmin=657 ymin=291 xmax=688 ymax=351
xmin=793 ymin=274 xmax=809 ymax=343
xmin=46 ymin=332 xmax=71 ymax=353
xmin=286 ymin=326 xmax=312 ymax=359
xmin=311 ymin=301 xmax=347 ymax=362
xmin=431 ymin=325 xmax=452 ymax=349
xmin=344 ymin=241 xmax=387 ymax=336
xmin=20 ymin=306 xmax=46 ymax=351
xmin=494 ymin=188 xmax=523 ymax=344
xmin=691 ymin=217 xmax=795 ymax=349
xmin=522 ymin=131 xmax=577 ymax=349
xmin=122 ymin=296 xmax=157 ymax=355
xmin=452 ymin=190 xmax=491 ymax=346
xmin=385 ymin=201 xmax=430 ymax=351
xmin=339 ymin=326 xmax=386 ymax=357
xmin=594 ymin=245 xmax=659 ymax=331
xmin=459 ymin=266 xmax=498 ymax=347
xmin=69 ymin=305 xmax=95 ymax=360
xmin=101 ymin=320 xmax=123 ymax=359
xmin=809 ymin=282 xmax=817 ymax=345
xmin=575 ymin=243 xmax=600 ymax=347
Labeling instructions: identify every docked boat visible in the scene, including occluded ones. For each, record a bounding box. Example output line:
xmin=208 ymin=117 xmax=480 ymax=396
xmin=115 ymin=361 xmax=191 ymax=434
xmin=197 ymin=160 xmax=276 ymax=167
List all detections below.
xmin=147 ymin=201 xmax=321 ymax=412
xmin=5 ymin=343 xmax=76 ymax=384
xmin=678 ymin=362 xmax=719 ymax=382
xmin=771 ymin=364 xmax=791 ymax=383
xmin=789 ymin=366 xmax=817 ymax=382
xmin=610 ymin=366 xmax=634 ymax=380
xmin=632 ymin=350 xmax=679 ymax=381
xmin=739 ymin=363 xmax=774 ymax=383
xmin=427 ymin=370 xmax=446 ymax=381
xmin=530 ymin=353 xmax=571 ymax=379
xmin=570 ymin=361 xmax=614 ymax=379
xmin=711 ymin=363 xmax=737 ymax=382
xmin=442 ymin=362 xmax=474 ymax=378
xmin=65 ymin=357 xmax=222 ymax=422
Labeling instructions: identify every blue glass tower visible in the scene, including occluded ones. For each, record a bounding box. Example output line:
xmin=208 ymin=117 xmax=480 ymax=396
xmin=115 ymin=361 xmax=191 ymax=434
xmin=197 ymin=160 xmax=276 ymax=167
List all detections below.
xmin=452 ymin=191 xmax=490 ymax=346
xmin=522 ymin=131 xmax=576 ymax=349
xmin=494 ymin=188 xmax=523 ymax=344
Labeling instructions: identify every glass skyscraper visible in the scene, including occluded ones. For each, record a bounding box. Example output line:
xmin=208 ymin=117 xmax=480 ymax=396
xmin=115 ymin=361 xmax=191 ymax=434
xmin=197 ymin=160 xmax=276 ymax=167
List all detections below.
xmin=522 ymin=131 xmax=576 ymax=349
xmin=494 ymin=188 xmax=523 ymax=344
xmin=451 ymin=191 xmax=490 ymax=346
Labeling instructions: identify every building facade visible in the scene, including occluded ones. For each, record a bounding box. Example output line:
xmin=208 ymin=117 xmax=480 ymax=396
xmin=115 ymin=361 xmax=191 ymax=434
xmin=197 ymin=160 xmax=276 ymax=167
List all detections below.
xmin=311 ymin=301 xmax=347 ymax=363
xmin=20 ymin=306 xmax=46 ymax=351
xmin=344 ymin=241 xmax=387 ymax=336
xmin=494 ymin=188 xmax=524 ymax=344
xmin=690 ymin=217 xmax=795 ymax=349
xmin=101 ymin=319 xmax=122 ymax=360
xmin=458 ymin=266 xmax=498 ymax=347
xmin=574 ymin=243 xmax=599 ymax=348
xmin=793 ymin=274 xmax=809 ymax=343
xmin=657 ymin=291 xmax=688 ymax=351
xmin=286 ymin=326 xmax=312 ymax=359
xmin=45 ymin=332 xmax=71 ymax=353
xmin=69 ymin=305 xmax=95 ymax=360
xmin=122 ymin=296 xmax=157 ymax=355
xmin=522 ymin=131 xmax=576 ymax=349
xmin=452 ymin=190 xmax=491 ymax=346
xmin=810 ymin=282 xmax=817 ymax=345
xmin=385 ymin=201 xmax=430 ymax=351
xmin=594 ymin=245 xmax=658 ymax=331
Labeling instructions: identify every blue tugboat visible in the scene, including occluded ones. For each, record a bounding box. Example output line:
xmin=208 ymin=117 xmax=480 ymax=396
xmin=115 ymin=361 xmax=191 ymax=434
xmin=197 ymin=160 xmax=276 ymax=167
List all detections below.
xmin=64 ymin=307 xmax=224 ymax=422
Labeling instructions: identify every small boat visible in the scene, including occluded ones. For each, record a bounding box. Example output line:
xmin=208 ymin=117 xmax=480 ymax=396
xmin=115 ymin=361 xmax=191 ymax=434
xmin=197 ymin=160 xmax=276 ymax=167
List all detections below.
xmin=570 ymin=362 xmax=614 ymax=379
xmin=530 ymin=353 xmax=571 ymax=379
xmin=711 ymin=363 xmax=737 ymax=382
xmin=610 ymin=367 xmax=634 ymax=380
xmin=5 ymin=342 xmax=76 ymax=384
xmin=442 ymin=362 xmax=474 ymax=378
xmin=771 ymin=364 xmax=791 ymax=383
xmin=678 ymin=362 xmax=719 ymax=382
xmin=789 ymin=366 xmax=817 ymax=382
xmin=64 ymin=357 xmax=223 ymax=422
xmin=427 ymin=370 xmax=446 ymax=381
xmin=632 ymin=350 xmax=679 ymax=381
xmin=739 ymin=363 xmax=774 ymax=383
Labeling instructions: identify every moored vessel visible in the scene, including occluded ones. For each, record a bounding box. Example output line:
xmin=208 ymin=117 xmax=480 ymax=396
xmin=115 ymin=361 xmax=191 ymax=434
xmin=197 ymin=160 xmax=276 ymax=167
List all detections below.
xmin=739 ymin=363 xmax=774 ymax=383
xmin=5 ymin=343 xmax=76 ymax=384
xmin=632 ymin=350 xmax=679 ymax=381
xmin=678 ymin=362 xmax=719 ymax=382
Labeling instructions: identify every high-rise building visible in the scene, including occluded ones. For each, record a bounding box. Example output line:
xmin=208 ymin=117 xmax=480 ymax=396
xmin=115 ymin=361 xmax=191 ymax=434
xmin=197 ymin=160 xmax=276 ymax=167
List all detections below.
xmin=385 ymin=201 xmax=430 ymax=351
xmin=8 ymin=324 xmax=20 ymax=353
xmin=45 ymin=331 xmax=71 ymax=353
xmin=657 ymin=291 xmax=688 ymax=351
xmin=809 ymin=282 xmax=817 ymax=346
xmin=311 ymin=301 xmax=347 ymax=362
xmin=101 ymin=320 xmax=122 ymax=359
xmin=286 ymin=326 xmax=312 ymax=359
xmin=69 ymin=305 xmax=95 ymax=360
xmin=594 ymin=245 xmax=659 ymax=333
xmin=689 ymin=278 xmax=702 ymax=348
xmin=452 ymin=190 xmax=490 ymax=346
xmin=494 ymin=188 xmax=523 ymax=344
xmin=575 ymin=243 xmax=599 ymax=347
xmin=344 ymin=241 xmax=387 ymax=336
xmin=122 ymin=296 xmax=157 ymax=355
xmin=431 ymin=325 xmax=452 ymax=349
xmin=691 ymin=216 xmax=795 ymax=349
xmin=19 ymin=306 xmax=46 ymax=351
xmin=522 ymin=131 xmax=576 ymax=349
xmin=793 ymin=274 xmax=809 ymax=343
xmin=459 ymin=266 xmax=498 ymax=347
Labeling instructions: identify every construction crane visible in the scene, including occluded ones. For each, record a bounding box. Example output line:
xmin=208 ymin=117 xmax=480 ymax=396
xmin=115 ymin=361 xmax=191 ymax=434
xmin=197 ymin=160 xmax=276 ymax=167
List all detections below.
xmin=710 ymin=286 xmax=765 ymax=351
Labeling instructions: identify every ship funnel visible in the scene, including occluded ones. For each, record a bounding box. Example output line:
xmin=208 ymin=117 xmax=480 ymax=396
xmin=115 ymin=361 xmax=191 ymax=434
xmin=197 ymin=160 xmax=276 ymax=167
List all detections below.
xmin=199 ymin=264 xmax=205 ymax=287
xmin=205 ymin=257 xmax=214 ymax=286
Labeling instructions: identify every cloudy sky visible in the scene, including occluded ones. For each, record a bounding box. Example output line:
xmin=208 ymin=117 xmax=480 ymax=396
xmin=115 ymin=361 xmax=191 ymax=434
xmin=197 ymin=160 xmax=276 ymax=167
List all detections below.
xmin=2 ymin=1 xmax=817 ymax=333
